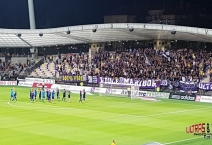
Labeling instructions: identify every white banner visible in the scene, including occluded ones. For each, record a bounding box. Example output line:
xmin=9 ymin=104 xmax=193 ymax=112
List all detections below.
xmin=18 ymin=81 xmax=33 ymax=87
xmin=51 ymin=84 xmax=92 ymax=92
xmin=0 ymin=81 xmax=17 ymax=86
xmin=85 ymin=87 xmax=148 ymax=97
xmin=198 ymin=95 xmax=212 ymax=103
xmin=25 ymin=77 xmax=55 ymax=84
xmin=43 ymin=79 xmax=55 ymax=84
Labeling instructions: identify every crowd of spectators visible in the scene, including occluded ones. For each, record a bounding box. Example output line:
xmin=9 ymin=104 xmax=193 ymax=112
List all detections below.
xmin=0 ymin=56 xmax=35 ymax=80
xmin=54 ymin=48 xmax=212 ymax=83
xmin=54 ymin=53 xmax=89 ymax=76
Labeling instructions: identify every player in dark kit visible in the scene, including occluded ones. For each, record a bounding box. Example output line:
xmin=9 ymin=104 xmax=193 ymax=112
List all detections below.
xmin=83 ymin=89 xmax=86 ymax=101
xmin=56 ymin=88 xmax=60 ymax=100
xmin=79 ymin=90 xmax=83 ymax=103
xmin=31 ymin=89 xmax=35 ymax=102
xmin=68 ymin=90 xmax=71 ymax=102
xmin=51 ymin=90 xmax=55 ymax=102
xmin=34 ymin=89 xmax=37 ymax=101
xmin=48 ymin=89 xmax=51 ymax=102
xmin=62 ymin=89 xmax=66 ymax=101
xmin=39 ymin=88 xmax=41 ymax=101
xmin=42 ymin=82 xmax=45 ymax=89
xmin=13 ymin=91 xmax=18 ymax=101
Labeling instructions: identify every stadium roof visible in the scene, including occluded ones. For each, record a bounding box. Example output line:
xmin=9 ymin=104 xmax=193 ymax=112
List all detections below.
xmin=0 ymin=23 xmax=212 ymax=48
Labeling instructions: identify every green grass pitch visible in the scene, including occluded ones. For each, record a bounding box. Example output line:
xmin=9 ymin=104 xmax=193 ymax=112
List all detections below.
xmin=0 ymin=86 xmax=212 ymax=145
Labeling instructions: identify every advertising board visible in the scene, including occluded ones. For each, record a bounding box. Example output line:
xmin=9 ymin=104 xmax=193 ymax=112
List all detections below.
xmin=32 ymin=83 xmax=52 ymax=89
xmin=196 ymin=95 xmax=212 ymax=103
xmin=0 ymin=81 xmax=17 ymax=86
xmin=169 ymin=93 xmax=196 ymax=101
xmin=18 ymin=81 xmax=33 ymax=87
xmin=146 ymin=91 xmax=170 ymax=99
xmin=25 ymin=77 xmax=55 ymax=84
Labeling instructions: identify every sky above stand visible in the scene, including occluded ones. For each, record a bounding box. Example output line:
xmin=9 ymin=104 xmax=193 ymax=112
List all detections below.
xmin=0 ymin=0 xmax=140 ymax=29
xmin=0 ymin=0 xmax=210 ymax=29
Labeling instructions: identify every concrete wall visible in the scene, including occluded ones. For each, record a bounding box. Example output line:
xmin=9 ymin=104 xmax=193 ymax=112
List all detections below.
xmin=0 ymin=57 xmax=34 ymax=64
xmin=104 ymin=15 xmax=136 ymax=23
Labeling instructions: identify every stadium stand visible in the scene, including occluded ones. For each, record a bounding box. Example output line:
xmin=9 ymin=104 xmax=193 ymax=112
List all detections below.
xmin=0 ymin=58 xmax=27 ymax=80
xmin=29 ymin=48 xmax=212 ymax=84
xmin=30 ymin=53 xmax=90 ymax=78
xmin=0 ymin=52 xmax=43 ymax=80
xmin=97 ymin=48 xmax=211 ymax=83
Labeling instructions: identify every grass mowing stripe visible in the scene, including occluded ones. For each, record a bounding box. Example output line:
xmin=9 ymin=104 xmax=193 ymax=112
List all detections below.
xmin=7 ymin=101 xmax=212 ymax=119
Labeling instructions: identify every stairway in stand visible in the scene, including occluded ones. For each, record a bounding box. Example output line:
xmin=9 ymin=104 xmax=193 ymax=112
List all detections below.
xmin=30 ymin=62 xmax=56 ymax=78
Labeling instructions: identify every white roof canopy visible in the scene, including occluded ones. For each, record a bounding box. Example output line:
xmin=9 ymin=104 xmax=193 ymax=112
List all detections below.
xmin=0 ymin=23 xmax=211 ymax=47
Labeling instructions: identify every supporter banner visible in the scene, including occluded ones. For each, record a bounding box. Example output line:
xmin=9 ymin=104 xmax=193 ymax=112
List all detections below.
xmin=196 ymin=95 xmax=212 ymax=103
xmin=179 ymin=81 xmax=197 ymax=93
xmin=88 ymin=76 xmax=98 ymax=84
xmin=0 ymin=81 xmax=17 ymax=86
xmin=18 ymin=81 xmax=33 ymax=87
xmin=169 ymin=92 xmax=196 ymax=101
xmin=25 ymin=77 xmax=55 ymax=84
xmin=61 ymin=75 xmax=88 ymax=83
xmin=32 ymin=83 xmax=52 ymax=89
xmin=98 ymin=77 xmax=168 ymax=89
xmin=198 ymin=83 xmax=212 ymax=90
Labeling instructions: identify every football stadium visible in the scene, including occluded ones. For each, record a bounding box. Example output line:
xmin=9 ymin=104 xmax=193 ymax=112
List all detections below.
xmin=0 ymin=0 xmax=212 ymax=145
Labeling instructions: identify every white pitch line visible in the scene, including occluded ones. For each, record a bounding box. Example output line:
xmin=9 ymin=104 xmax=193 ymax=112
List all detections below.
xmin=7 ymin=101 xmax=212 ymax=119
xmin=164 ymin=136 xmax=202 ymax=144
xmin=137 ymin=107 xmax=211 ymax=118
xmin=7 ymin=102 xmax=44 ymax=110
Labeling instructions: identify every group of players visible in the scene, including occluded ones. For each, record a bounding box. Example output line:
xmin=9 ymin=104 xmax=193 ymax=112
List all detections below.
xmin=29 ymin=88 xmax=87 ymax=103
xmin=10 ymin=87 xmax=86 ymax=103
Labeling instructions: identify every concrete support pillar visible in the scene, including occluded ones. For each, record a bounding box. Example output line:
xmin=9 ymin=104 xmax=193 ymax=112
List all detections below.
xmin=28 ymin=0 xmax=36 ymax=29
xmin=30 ymin=48 xmax=38 ymax=59
xmin=35 ymin=48 xmax=38 ymax=58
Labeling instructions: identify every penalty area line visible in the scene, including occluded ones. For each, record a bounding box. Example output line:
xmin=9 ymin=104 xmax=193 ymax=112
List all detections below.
xmin=164 ymin=136 xmax=202 ymax=145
